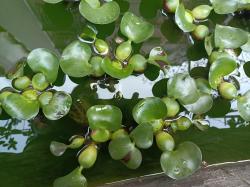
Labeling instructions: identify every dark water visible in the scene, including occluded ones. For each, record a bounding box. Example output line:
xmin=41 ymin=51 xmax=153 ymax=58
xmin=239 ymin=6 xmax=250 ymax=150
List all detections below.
xmin=0 ymin=0 xmax=250 ymax=186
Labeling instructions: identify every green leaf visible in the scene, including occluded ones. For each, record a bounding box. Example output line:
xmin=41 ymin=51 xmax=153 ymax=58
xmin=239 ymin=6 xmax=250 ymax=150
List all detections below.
xmin=241 ymin=34 xmax=250 ymax=52
xmin=120 ymin=12 xmax=154 ymax=43
xmin=195 ymin=78 xmax=212 ymax=95
xmin=122 ymin=147 xmax=142 ymax=170
xmin=243 ymin=61 xmax=250 ymax=78
xmin=86 ymin=105 xmax=122 ymax=131
xmin=132 ymin=97 xmax=167 ymax=124
xmin=237 ymin=90 xmax=250 ymax=121
xmin=53 ymin=167 xmax=87 ymax=187
xmin=156 ymin=131 xmax=175 ymax=152
xmin=204 ymin=35 xmax=214 ymax=56
xmin=43 ymin=0 xmax=63 ymax=4
xmin=214 ymin=25 xmax=248 ymax=49
xmin=208 ymin=57 xmax=237 ymax=89
xmin=27 ymin=48 xmax=59 ymax=83
xmin=60 ymin=41 xmax=92 ymax=78
xmin=108 ymin=136 xmax=135 ymax=160
xmin=79 ymin=0 xmax=120 ymax=24
xmin=101 ymin=57 xmax=133 ymax=79
xmin=50 ymin=141 xmax=68 ymax=157
xmin=167 ymin=73 xmax=199 ymax=105
xmin=78 ymin=144 xmax=98 ymax=169
xmin=175 ymin=4 xmax=196 ymax=32
xmin=148 ymin=47 xmax=169 ymax=67
xmin=210 ymin=0 xmax=238 ymax=14
xmin=130 ymin=123 xmax=154 ymax=149
xmin=160 ymin=141 xmax=202 ymax=179
xmin=42 ymin=91 xmax=72 ymax=120
xmin=2 ymin=93 xmax=39 ymax=120
xmin=184 ymin=93 xmax=213 ymax=114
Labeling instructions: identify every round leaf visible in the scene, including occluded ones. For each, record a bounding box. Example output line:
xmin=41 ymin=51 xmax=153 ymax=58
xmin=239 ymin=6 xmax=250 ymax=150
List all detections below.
xmin=132 ymin=97 xmax=167 ymax=124
xmin=210 ymin=0 xmax=238 ymax=14
xmin=120 ymin=12 xmax=154 ymax=43
xmin=122 ymin=147 xmax=142 ymax=170
xmin=60 ymin=41 xmax=92 ymax=77
xmin=160 ymin=141 xmax=202 ymax=179
xmin=27 ymin=48 xmax=59 ymax=83
xmin=108 ymin=136 xmax=135 ymax=160
xmin=184 ymin=93 xmax=213 ymax=114
xmin=50 ymin=141 xmax=68 ymax=157
xmin=237 ymin=90 xmax=250 ymax=121
xmin=130 ymin=123 xmax=154 ymax=149
xmin=87 ymin=105 xmax=122 ymax=131
xmin=214 ymin=25 xmax=248 ymax=49
xmin=208 ymin=57 xmax=237 ymax=89
xmin=2 ymin=93 xmax=39 ymax=120
xmin=79 ymin=0 xmax=120 ymax=24
xmin=42 ymin=91 xmax=72 ymax=120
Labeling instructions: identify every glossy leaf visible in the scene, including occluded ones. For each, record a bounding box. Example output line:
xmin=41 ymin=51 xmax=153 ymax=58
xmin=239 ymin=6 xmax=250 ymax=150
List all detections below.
xmin=108 ymin=136 xmax=135 ymax=160
xmin=129 ymin=54 xmax=147 ymax=72
xmin=130 ymin=123 xmax=154 ymax=149
xmin=241 ymin=34 xmax=250 ymax=52
xmin=101 ymin=57 xmax=133 ymax=79
xmin=160 ymin=141 xmax=202 ymax=179
xmin=204 ymin=35 xmax=214 ymax=56
xmin=2 ymin=93 xmax=39 ymax=120
xmin=184 ymin=93 xmax=213 ymax=114
xmin=219 ymin=82 xmax=238 ymax=100
xmin=79 ymin=25 xmax=98 ymax=44
xmin=237 ymin=90 xmax=250 ymax=121
xmin=60 ymin=41 xmax=92 ymax=77
xmin=195 ymin=78 xmax=212 ymax=95
xmin=120 ymin=12 xmax=154 ymax=43
xmin=91 ymin=128 xmax=111 ymax=143
xmin=12 ymin=76 xmax=31 ymax=91
xmin=175 ymin=4 xmax=196 ymax=32
xmin=122 ymin=147 xmax=142 ymax=170
xmin=132 ymin=97 xmax=167 ymax=124
xmin=214 ymin=25 xmax=248 ymax=49
xmin=87 ymin=105 xmax=122 ymax=131
xmin=162 ymin=97 xmax=180 ymax=118
xmin=191 ymin=5 xmax=213 ymax=20
xmin=78 ymin=144 xmax=97 ymax=169
xmin=53 ymin=167 xmax=87 ymax=187
xmin=148 ymin=47 xmax=169 ymax=67
xmin=208 ymin=57 xmax=237 ymax=89
xmin=89 ymin=56 xmax=105 ymax=77
xmin=42 ymin=91 xmax=72 ymax=120
xmin=50 ymin=141 xmax=68 ymax=157
xmin=167 ymin=73 xmax=199 ymax=105
xmin=210 ymin=0 xmax=238 ymax=14
xmin=79 ymin=0 xmax=120 ymax=24
xmin=32 ymin=73 xmax=49 ymax=91
xmin=27 ymin=48 xmax=59 ymax=83
xmin=156 ymin=131 xmax=175 ymax=152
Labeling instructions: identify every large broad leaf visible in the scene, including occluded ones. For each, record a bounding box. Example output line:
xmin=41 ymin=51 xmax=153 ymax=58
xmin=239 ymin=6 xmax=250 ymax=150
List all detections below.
xmin=210 ymin=0 xmax=238 ymax=14
xmin=184 ymin=93 xmax=213 ymax=114
xmin=42 ymin=92 xmax=72 ymax=120
xmin=27 ymin=48 xmax=59 ymax=83
xmin=167 ymin=73 xmax=199 ymax=105
xmin=101 ymin=57 xmax=133 ymax=79
xmin=120 ymin=12 xmax=154 ymax=43
xmin=130 ymin=123 xmax=154 ymax=149
xmin=214 ymin=25 xmax=248 ymax=49
xmin=79 ymin=0 xmax=120 ymax=24
xmin=86 ymin=105 xmax=122 ymax=131
xmin=132 ymin=97 xmax=167 ymax=125
xmin=175 ymin=4 xmax=196 ymax=32
xmin=237 ymin=90 xmax=250 ymax=121
xmin=53 ymin=167 xmax=87 ymax=187
xmin=160 ymin=141 xmax=202 ymax=179
xmin=60 ymin=41 xmax=92 ymax=77
xmin=108 ymin=136 xmax=135 ymax=160
xmin=208 ymin=57 xmax=237 ymax=89
xmin=2 ymin=93 xmax=39 ymax=120
xmin=122 ymin=147 xmax=142 ymax=170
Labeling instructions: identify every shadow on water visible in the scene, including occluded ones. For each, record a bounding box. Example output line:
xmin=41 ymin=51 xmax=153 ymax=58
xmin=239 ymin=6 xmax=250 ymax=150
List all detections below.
xmin=0 ymin=0 xmax=250 ymax=186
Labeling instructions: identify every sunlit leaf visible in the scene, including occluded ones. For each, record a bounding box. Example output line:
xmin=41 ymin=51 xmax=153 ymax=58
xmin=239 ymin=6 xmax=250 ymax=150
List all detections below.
xmin=79 ymin=0 xmax=120 ymax=24
xmin=27 ymin=48 xmax=59 ymax=83
xmin=175 ymin=4 xmax=196 ymax=32
xmin=237 ymin=90 xmax=250 ymax=121
xmin=2 ymin=93 xmax=39 ymax=120
xmin=132 ymin=97 xmax=167 ymax=124
xmin=120 ymin=12 xmax=154 ymax=43
xmin=210 ymin=0 xmax=238 ymax=14
xmin=130 ymin=123 xmax=154 ymax=149
xmin=42 ymin=91 xmax=72 ymax=120
xmin=160 ymin=141 xmax=202 ymax=179
xmin=214 ymin=24 xmax=248 ymax=49
xmin=208 ymin=57 xmax=237 ymax=89
xmin=60 ymin=41 xmax=92 ymax=77
xmin=87 ymin=105 xmax=122 ymax=131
